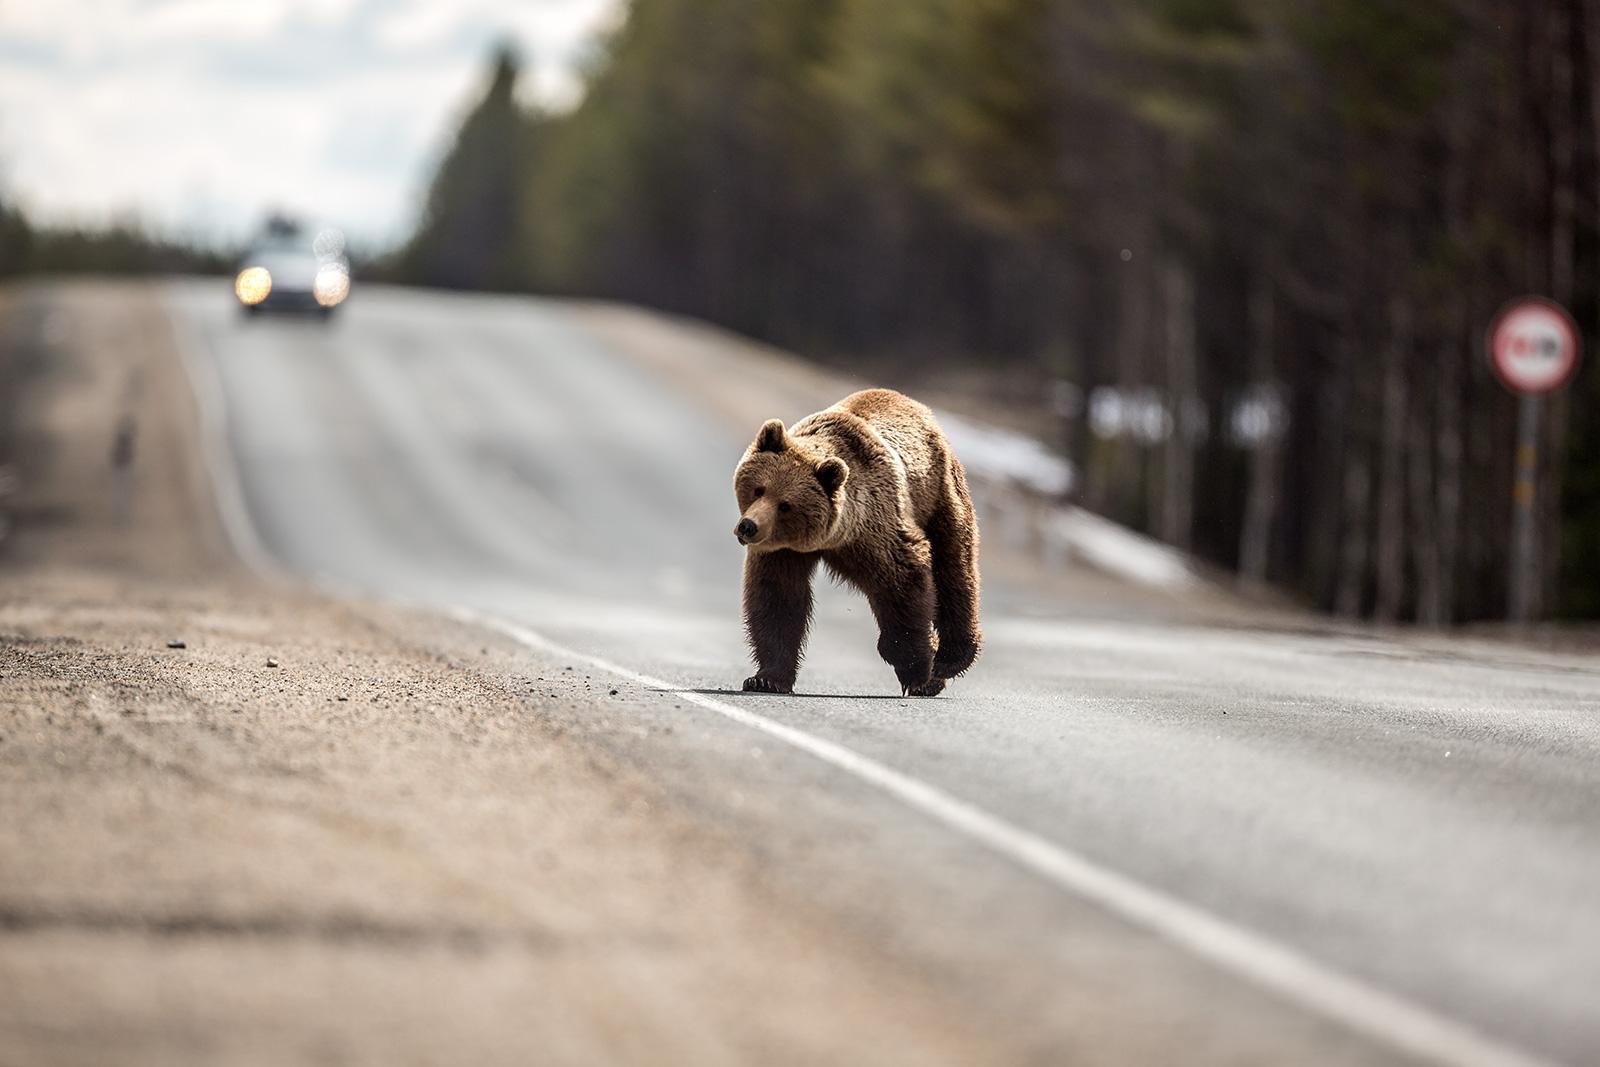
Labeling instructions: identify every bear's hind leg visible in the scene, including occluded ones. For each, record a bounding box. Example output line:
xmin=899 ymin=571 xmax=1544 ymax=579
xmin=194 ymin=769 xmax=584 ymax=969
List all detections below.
xmin=927 ymin=466 xmax=982 ymax=681
xmin=865 ymin=553 xmax=939 ymax=696
xmin=742 ymin=550 xmax=820 ymax=694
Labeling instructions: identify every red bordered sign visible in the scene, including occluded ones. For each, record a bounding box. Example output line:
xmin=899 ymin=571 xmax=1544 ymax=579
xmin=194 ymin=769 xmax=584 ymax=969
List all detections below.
xmin=1488 ymin=297 xmax=1581 ymax=396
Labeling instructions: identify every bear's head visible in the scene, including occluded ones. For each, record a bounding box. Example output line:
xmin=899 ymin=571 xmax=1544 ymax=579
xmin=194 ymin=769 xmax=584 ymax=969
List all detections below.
xmin=732 ymin=419 xmax=848 ymax=552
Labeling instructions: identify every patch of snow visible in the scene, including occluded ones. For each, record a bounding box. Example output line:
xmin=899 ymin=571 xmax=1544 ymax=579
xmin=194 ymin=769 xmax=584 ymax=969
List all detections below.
xmin=934 ymin=410 xmax=1074 ymax=497
xmin=932 ymin=407 xmax=1202 ymax=592
xmin=1045 ymin=507 xmax=1200 ymax=591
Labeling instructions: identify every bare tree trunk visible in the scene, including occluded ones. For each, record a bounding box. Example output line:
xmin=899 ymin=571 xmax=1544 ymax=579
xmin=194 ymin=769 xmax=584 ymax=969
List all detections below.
xmin=1432 ymin=40 xmax=1475 ymax=627
xmin=1160 ymin=253 xmax=1197 ymax=549
xmin=1541 ymin=0 xmax=1579 ymax=619
xmin=1551 ymin=2 xmax=1578 ymax=307
xmin=1408 ymin=359 xmax=1442 ymax=628
xmin=1586 ymin=0 xmax=1600 ymax=328
xmin=1334 ymin=323 xmax=1372 ymax=619
xmin=1308 ymin=371 xmax=1346 ymax=606
xmin=1373 ymin=299 xmax=1411 ymax=623
xmin=1095 ymin=224 xmax=1155 ymax=522
xmin=1238 ymin=272 xmax=1280 ymax=584
xmin=1335 ymin=449 xmax=1372 ymax=619
xmin=1432 ymin=318 xmax=1464 ymax=625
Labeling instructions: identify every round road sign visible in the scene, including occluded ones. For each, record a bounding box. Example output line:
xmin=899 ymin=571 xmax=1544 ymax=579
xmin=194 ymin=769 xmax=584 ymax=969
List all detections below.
xmin=1489 ymin=298 xmax=1581 ymax=396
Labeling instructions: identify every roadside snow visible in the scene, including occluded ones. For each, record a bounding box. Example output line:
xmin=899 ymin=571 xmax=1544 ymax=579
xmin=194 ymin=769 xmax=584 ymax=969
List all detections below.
xmin=933 ymin=409 xmax=1201 ymax=592
xmin=1045 ymin=507 xmax=1201 ymax=591
xmin=934 ymin=410 xmax=1074 ymax=497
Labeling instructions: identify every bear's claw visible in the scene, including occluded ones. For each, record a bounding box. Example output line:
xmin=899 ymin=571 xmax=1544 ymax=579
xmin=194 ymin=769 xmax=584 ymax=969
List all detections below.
xmin=933 ymin=637 xmax=980 ymax=680
xmin=903 ymin=677 xmax=946 ymax=697
xmin=742 ymin=675 xmax=793 ymax=694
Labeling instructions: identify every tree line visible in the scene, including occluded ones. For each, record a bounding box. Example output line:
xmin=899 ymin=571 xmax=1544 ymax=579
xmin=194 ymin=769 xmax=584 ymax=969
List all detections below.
xmin=397 ymin=1 xmax=1600 ymax=623
xmin=0 ymin=197 xmax=232 ymax=279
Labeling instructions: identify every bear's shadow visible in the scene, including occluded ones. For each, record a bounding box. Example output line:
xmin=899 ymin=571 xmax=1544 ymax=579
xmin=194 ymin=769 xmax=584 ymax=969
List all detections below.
xmin=655 ymin=687 xmax=920 ymax=702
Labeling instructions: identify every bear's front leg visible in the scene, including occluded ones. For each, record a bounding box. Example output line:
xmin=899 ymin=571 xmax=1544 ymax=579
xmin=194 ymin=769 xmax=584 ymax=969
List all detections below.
xmin=742 ymin=550 xmax=820 ymax=694
xmin=866 ymin=563 xmax=940 ymax=696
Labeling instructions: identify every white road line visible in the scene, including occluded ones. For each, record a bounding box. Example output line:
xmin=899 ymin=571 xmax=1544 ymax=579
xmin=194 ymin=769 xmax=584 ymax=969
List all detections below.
xmin=451 ymin=619 xmax=1555 ymax=1067
xmin=168 ymin=284 xmax=1559 ymax=1067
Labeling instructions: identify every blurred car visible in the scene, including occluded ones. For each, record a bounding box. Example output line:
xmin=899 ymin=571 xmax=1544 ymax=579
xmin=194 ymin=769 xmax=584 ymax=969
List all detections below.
xmin=234 ymin=216 xmax=351 ymax=318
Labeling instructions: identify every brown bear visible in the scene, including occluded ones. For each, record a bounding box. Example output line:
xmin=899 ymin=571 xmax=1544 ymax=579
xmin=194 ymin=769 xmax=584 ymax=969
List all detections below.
xmin=732 ymin=388 xmax=981 ymax=696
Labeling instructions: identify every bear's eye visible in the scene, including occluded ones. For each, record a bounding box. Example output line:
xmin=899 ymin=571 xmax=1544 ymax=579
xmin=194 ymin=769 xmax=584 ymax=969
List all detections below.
xmin=752 ymin=487 xmax=765 ymax=498
xmin=778 ymin=501 xmax=791 ymax=513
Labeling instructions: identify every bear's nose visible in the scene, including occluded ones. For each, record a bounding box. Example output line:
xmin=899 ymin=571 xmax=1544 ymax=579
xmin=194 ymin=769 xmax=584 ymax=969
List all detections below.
xmin=735 ymin=518 xmax=759 ymax=543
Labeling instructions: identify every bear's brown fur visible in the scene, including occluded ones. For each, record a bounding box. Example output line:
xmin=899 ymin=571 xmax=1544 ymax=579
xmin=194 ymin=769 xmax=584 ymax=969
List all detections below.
xmin=732 ymin=388 xmax=981 ymax=696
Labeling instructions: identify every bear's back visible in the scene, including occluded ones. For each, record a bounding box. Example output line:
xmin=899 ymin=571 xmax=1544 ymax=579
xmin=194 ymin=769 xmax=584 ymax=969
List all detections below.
xmin=833 ymin=389 xmax=951 ymax=526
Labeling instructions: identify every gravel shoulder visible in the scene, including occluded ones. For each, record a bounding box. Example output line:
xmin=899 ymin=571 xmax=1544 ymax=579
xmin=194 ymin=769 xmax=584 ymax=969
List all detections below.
xmin=0 ymin=282 xmax=1000 ymax=1067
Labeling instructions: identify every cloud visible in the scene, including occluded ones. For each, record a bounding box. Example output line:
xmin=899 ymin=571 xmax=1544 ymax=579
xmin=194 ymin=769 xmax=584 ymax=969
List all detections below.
xmin=0 ymin=0 xmax=619 ymax=245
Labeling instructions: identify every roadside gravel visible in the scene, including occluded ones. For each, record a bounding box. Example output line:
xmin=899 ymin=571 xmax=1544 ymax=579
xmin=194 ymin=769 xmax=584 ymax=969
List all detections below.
xmin=0 ymin=282 xmax=999 ymax=1067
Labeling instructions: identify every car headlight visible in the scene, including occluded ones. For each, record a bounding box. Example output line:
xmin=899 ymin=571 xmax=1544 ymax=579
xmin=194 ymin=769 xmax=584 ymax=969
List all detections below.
xmin=235 ymin=266 xmax=272 ymax=305
xmin=313 ymin=265 xmax=350 ymax=307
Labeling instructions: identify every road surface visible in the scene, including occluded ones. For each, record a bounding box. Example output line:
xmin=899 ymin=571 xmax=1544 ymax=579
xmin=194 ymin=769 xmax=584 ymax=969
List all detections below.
xmin=151 ymin=280 xmax=1600 ymax=1065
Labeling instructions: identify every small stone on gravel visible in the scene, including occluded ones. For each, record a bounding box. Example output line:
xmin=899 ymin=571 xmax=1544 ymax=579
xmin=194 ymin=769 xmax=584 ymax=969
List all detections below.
xmin=166 ymin=639 xmax=186 ymax=649
xmin=266 ymin=658 xmax=279 ymax=668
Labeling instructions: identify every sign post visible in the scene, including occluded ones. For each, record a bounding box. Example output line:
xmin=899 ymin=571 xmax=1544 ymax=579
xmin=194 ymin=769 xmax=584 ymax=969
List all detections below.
xmin=1508 ymin=393 xmax=1541 ymax=622
xmin=1488 ymin=298 xmax=1581 ymax=623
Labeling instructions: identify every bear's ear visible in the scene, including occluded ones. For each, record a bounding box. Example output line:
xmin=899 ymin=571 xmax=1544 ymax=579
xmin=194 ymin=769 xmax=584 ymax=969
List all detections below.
xmin=754 ymin=419 xmax=788 ymax=453
xmin=816 ymin=457 xmax=848 ymax=494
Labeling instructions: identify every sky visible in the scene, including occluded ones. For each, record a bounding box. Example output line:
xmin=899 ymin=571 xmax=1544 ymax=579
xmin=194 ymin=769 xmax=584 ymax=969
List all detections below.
xmin=0 ymin=0 xmax=621 ymax=249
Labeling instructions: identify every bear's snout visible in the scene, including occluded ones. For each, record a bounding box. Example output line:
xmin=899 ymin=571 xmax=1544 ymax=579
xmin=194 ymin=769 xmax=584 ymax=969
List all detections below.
xmin=735 ymin=517 xmax=760 ymax=545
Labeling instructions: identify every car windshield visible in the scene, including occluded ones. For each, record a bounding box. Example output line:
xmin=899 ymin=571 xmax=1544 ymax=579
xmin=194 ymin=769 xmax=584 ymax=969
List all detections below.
xmin=247 ymin=230 xmax=310 ymax=255
xmin=243 ymin=248 xmax=319 ymax=288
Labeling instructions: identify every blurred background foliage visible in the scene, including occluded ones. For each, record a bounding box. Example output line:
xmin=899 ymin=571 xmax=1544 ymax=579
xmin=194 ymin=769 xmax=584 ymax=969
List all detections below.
xmin=2 ymin=0 xmax=1595 ymax=626
xmin=396 ymin=0 xmax=1600 ymax=625
xmin=0 ymin=199 xmax=231 ymax=279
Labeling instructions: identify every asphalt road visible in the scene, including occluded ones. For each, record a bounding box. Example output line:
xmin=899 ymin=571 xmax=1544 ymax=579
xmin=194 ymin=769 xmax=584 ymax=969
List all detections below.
xmin=164 ymin=279 xmax=1600 ymax=1067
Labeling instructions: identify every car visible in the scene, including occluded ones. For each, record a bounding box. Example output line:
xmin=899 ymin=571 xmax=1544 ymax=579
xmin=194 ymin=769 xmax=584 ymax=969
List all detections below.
xmin=234 ymin=216 xmax=351 ymax=318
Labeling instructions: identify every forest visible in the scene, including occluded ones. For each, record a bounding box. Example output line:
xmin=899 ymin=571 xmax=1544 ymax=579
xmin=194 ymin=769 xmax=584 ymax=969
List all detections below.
xmin=0 ymin=200 xmax=232 ymax=280
xmin=398 ymin=0 xmax=1600 ymax=624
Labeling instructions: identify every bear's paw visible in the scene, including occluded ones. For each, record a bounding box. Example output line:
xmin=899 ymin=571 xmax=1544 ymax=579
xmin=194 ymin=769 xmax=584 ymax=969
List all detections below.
xmin=743 ymin=674 xmax=794 ymax=694
xmin=933 ymin=637 xmax=980 ymax=680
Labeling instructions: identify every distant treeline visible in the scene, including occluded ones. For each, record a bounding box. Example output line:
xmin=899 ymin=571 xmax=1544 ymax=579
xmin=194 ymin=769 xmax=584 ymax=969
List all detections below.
xmin=397 ymin=1 xmax=1600 ymax=623
xmin=0 ymin=198 xmax=231 ymax=278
